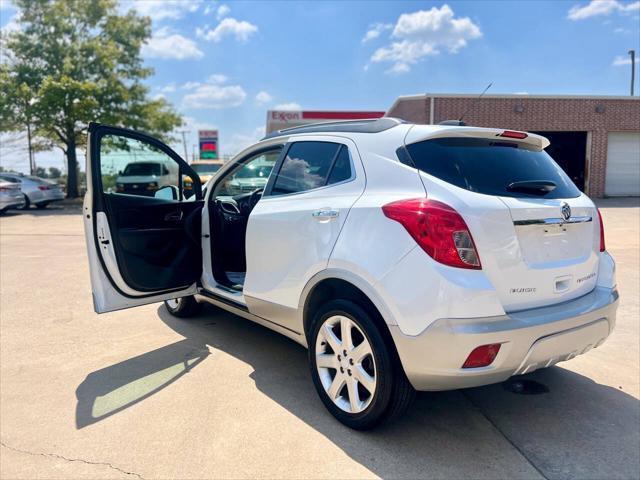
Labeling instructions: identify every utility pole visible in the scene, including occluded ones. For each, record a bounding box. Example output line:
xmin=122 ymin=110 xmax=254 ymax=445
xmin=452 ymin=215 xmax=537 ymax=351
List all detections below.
xmin=26 ymin=122 xmax=35 ymax=175
xmin=192 ymin=144 xmax=197 ymax=162
xmin=629 ymin=50 xmax=636 ymax=96
xmin=178 ymin=130 xmax=189 ymax=162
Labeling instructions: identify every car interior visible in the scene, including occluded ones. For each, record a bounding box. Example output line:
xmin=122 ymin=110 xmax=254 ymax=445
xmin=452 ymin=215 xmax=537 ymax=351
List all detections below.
xmin=208 ymin=147 xmax=282 ymax=291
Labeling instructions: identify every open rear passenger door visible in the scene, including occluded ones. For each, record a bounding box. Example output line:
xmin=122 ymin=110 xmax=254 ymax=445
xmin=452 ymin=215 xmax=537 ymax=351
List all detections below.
xmin=84 ymin=123 xmax=203 ymax=313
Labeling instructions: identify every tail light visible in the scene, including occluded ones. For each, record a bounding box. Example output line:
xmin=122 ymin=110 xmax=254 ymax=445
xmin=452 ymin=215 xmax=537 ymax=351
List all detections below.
xmin=37 ymin=185 xmax=52 ymax=191
xmin=382 ymin=198 xmax=481 ymax=269
xmin=597 ymin=208 xmax=605 ymax=252
xmin=0 ymin=187 xmax=10 ymax=192
xmin=462 ymin=344 xmax=501 ymax=368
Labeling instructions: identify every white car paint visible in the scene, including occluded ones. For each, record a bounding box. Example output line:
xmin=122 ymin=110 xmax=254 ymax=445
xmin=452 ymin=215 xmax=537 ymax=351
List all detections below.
xmin=85 ymin=120 xmax=618 ymax=393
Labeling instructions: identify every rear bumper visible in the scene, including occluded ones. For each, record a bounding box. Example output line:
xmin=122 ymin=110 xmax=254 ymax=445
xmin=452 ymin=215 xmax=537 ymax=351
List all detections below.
xmin=390 ymin=286 xmax=619 ymax=391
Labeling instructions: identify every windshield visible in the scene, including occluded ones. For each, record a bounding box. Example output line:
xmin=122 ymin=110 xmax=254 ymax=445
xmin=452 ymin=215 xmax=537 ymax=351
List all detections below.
xmin=405 ymin=137 xmax=581 ymax=199
xmin=122 ymin=162 xmax=162 ymax=176
xmin=191 ymin=163 xmax=221 ymax=174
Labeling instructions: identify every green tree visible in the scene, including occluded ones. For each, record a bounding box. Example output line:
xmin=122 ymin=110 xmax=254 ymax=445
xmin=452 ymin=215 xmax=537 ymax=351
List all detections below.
xmin=47 ymin=166 xmax=62 ymax=179
xmin=35 ymin=166 xmax=48 ymax=178
xmin=0 ymin=0 xmax=182 ymax=197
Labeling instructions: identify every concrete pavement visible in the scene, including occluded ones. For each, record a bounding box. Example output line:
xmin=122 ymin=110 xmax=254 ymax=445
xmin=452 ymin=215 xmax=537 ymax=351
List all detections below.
xmin=0 ymin=199 xmax=638 ymax=479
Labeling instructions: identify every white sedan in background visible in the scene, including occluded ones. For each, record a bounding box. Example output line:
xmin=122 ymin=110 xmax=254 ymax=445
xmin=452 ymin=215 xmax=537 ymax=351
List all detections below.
xmin=0 ymin=173 xmax=64 ymax=209
xmin=0 ymin=181 xmax=26 ymax=213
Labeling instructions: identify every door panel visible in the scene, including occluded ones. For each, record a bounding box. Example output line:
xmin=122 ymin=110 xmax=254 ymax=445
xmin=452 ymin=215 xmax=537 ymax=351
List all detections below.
xmin=85 ymin=123 xmax=203 ymax=313
xmin=243 ymin=136 xmax=365 ymax=331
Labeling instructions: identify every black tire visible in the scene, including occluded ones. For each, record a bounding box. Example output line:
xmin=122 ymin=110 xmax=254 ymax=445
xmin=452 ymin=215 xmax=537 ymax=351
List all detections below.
xmin=19 ymin=194 xmax=30 ymax=210
xmin=308 ymin=299 xmax=414 ymax=430
xmin=35 ymin=202 xmax=50 ymax=209
xmin=164 ymin=295 xmax=201 ymax=318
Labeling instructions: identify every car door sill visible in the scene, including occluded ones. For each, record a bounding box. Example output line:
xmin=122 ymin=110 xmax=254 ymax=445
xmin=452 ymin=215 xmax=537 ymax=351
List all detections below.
xmin=196 ymin=290 xmax=304 ymax=338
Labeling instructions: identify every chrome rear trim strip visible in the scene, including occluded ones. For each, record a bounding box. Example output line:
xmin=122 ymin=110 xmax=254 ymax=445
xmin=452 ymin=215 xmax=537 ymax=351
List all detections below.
xmin=514 ymin=216 xmax=592 ymax=226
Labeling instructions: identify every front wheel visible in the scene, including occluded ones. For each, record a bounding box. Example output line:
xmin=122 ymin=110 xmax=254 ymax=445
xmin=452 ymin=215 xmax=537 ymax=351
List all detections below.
xmin=164 ymin=295 xmax=201 ymax=318
xmin=309 ymin=299 xmax=414 ymax=430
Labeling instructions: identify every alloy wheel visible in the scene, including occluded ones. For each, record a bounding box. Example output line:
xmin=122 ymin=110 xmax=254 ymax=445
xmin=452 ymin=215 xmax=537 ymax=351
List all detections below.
xmin=166 ymin=298 xmax=180 ymax=309
xmin=315 ymin=315 xmax=377 ymax=414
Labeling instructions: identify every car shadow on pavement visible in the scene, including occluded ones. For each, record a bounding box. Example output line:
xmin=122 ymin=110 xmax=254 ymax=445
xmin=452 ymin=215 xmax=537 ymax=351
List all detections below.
xmin=75 ymin=304 xmax=640 ymax=478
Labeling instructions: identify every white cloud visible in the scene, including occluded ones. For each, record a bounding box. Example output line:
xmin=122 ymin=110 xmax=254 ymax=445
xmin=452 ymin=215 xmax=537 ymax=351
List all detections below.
xmin=568 ymin=0 xmax=640 ymax=20
xmin=142 ymin=27 xmax=203 ymax=60
xmin=124 ymin=0 xmax=202 ymax=21
xmin=514 ymin=91 xmax=530 ymax=95
xmin=0 ymin=0 xmax=14 ymax=10
xmin=274 ymin=102 xmax=301 ymax=110
xmin=217 ymin=4 xmax=231 ymax=21
xmin=197 ymin=17 xmax=258 ymax=43
xmin=362 ymin=23 xmax=392 ymax=43
xmin=612 ymin=55 xmax=633 ymax=66
xmin=368 ymin=5 xmax=482 ymax=74
xmin=208 ymin=74 xmax=228 ymax=84
xmin=182 ymin=81 xmax=201 ymax=90
xmin=182 ymin=82 xmax=247 ymax=109
xmin=225 ymin=126 xmax=266 ymax=156
xmin=159 ymin=83 xmax=177 ymax=93
xmin=255 ymin=91 xmax=273 ymax=105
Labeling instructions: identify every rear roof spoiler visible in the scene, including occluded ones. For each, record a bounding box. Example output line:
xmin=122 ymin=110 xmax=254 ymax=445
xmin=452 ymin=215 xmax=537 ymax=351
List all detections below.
xmin=404 ymin=125 xmax=550 ymax=150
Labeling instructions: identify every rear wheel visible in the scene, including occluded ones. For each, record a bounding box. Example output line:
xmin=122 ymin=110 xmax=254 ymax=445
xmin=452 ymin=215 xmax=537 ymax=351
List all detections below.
xmin=35 ymin=201 xmax=50 ymax=209
xmin=309 ymin=299 xmax=414 ymax=430
xmin=164 ymin=295 xmax=201 ymax=318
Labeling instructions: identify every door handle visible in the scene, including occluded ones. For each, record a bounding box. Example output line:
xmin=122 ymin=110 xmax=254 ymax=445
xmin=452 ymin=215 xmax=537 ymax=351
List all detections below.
xmin=164 ymin=210 xmax=183 ymax=222
xmin=312 ymin=209 xmax=339 ymax=219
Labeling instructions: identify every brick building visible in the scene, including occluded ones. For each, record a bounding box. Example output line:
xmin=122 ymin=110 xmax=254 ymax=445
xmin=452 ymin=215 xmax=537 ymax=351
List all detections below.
xmin=387 ymin=94 xmax=640 ymax=197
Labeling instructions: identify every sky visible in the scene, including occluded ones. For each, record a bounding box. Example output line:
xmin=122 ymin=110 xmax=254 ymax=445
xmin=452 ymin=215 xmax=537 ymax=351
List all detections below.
xmin=0 ymin=0 xmax=639 ymax=173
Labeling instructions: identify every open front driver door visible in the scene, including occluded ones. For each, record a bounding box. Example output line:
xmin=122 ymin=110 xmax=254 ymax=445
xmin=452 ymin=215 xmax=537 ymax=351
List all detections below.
xmin=84 ymin=123 xmax=203 ymax=313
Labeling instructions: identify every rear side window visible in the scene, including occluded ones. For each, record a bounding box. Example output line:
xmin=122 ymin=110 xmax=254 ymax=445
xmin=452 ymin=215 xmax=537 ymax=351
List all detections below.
xmin=405 ymin=137 xmax=581 ymax=199
xmin=0 ymin=175 xmax=19 ymax=183
xmin=271 ymin=142 xmax=352 ymax=195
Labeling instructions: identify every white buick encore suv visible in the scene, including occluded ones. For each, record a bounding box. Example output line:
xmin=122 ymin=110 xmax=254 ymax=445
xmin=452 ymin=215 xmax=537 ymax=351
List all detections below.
xmin=84 ymin=118 xmax=618 ymax=429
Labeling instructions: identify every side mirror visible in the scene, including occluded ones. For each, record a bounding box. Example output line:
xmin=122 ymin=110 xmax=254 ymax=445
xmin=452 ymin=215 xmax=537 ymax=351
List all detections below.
xmin=154 ymin=185 xmax=179 ymax=200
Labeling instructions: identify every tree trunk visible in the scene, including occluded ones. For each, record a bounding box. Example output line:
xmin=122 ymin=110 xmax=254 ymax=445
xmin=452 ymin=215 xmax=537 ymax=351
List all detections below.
xmin=66 ymin=138 xmax=79 ymax=198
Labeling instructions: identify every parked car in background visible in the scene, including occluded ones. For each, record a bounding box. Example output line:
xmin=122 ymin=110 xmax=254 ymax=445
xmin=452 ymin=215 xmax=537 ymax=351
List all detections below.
xmin=0 ymin=181 xmax=26 ymax=213
xmin=84 ymin=120 xmax=618 ymax=429
xmin=184 ymin=159 xmax=224 ymax=197
xmin=0 ymin=173 xmax=64 ymax=209
xmin=114 ymin=161 xmax=177 ymax=196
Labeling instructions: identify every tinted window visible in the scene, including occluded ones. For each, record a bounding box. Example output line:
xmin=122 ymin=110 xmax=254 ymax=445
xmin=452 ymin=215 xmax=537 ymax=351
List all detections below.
xmin=327 ymin=146 xmax=352 ymax=185
xmin=405 ymin=137 xmax=581 ymax=199
xmin=0 ymin=175 xmax=19 ymax=183
xmin=272 ymin=142 xmax=340 ymax=195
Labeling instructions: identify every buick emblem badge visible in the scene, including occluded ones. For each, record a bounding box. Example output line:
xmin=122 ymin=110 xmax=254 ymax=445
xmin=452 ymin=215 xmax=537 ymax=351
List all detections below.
xmin=561 ymin=202 xmax=571 ymax=221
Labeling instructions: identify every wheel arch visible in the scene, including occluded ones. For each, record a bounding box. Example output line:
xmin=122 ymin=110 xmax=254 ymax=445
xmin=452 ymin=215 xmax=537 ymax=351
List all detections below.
xmin=300 ymin=269 xmax=397 ymax=344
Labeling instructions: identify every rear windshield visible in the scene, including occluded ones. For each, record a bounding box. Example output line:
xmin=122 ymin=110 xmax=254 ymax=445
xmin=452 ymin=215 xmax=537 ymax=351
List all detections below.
xmin=405 ymin=137 xmax=581 ymax=199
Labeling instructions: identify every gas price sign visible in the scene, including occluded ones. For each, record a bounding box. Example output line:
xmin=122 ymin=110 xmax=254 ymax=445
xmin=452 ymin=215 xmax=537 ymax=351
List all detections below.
xmin=198 ymin=130 xmax=218 ymax=159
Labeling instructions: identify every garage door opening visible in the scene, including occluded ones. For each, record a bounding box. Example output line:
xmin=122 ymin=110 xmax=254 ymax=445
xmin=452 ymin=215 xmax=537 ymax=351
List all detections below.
xmin=532 ymin=131 xmax=587 ymax=192
xmin=605 ymin=132 xmax=640 ymax=196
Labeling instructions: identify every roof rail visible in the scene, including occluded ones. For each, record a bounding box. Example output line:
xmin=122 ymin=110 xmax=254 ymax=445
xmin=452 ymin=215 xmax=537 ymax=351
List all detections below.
xmin=262 ymin=117 xmax=405 ymax=140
